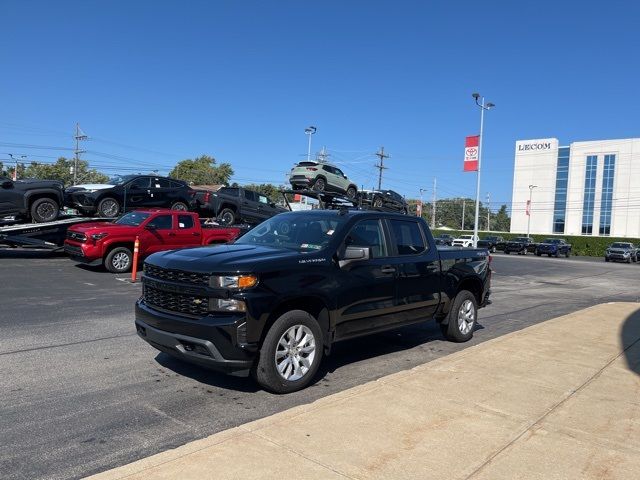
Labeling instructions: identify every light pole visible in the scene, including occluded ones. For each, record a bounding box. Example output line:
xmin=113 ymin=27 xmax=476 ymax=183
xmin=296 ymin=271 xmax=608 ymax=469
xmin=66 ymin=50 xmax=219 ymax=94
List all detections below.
xmin=471 ymin=93 xmax=495 ymax=247
xmin=527 ymin=184 xmax=537 ymax=238
xmin=304 ymin=126 xmax=317 ymax=161
xmin=419 ymin=188 xmax=426 ymax=218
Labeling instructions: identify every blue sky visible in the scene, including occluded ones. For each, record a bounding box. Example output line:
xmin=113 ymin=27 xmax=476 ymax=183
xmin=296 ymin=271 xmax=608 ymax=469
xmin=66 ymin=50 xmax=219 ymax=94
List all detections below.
xmin=2 ymin=1 xmax=639 ymax=210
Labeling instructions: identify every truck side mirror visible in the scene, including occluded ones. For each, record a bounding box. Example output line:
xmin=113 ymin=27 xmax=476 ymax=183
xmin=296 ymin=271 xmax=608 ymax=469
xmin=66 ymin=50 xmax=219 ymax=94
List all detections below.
xmin=1 ymin=180 xmax=12 ymax=188
xmin=338 ymin=246 xmax=370 ymax=268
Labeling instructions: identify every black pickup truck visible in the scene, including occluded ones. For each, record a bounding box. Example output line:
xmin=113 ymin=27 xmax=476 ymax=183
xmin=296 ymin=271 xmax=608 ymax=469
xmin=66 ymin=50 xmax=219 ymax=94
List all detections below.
xmin=0 ymin=176 xmax=64 ymax=223
xmin=194 ymin=186 xmax=287 ymax=225
xmin=135 ymin=210 xmax=492 ymax=393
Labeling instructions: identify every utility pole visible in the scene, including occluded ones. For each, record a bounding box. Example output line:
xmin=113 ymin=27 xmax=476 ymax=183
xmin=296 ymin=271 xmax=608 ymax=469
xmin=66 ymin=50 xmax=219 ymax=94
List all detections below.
xmin=317 ymin=146 xmax=329 ymax=163
xmin=375 ymin=146 xmax=389 ymax=190
xmin=527 ymin=185 xmax=538 ymax=238
xmin=73 ymin=123 xmax=88 ymax=185
xmin=461 ymin=199 xmax=465 ymax=230
xmin=486 ymin=192 xmax=490 ymax=231
xmin=419 ymin=188 xmax=426 ymax=218
xmin=431 ymin=178 xmax=437 ymax=228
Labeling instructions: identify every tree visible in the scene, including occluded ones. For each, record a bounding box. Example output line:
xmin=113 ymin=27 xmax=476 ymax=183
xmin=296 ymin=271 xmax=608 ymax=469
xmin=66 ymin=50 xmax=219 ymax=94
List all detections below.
xmin=23 ymin=157 xmax=108 ymax=186
xmin=492 ymin=205 xmax=511 ymax=232
xmin=242 ymin=183 xmax=282 ymax=200
xmin=169 ymin=155 xmax=233 ymax=185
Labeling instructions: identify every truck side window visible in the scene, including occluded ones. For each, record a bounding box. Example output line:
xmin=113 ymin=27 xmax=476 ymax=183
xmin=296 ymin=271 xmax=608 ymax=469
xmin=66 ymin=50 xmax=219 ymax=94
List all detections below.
xmin=177 ymin=215 xmax=194 ymax=229
xmin=344 ymin=220 xmax=387 ymax=258
xmin=148 ymin=215 xmax=173 ymax=230
xmin=389 ymin=219 xmax=426 ymax=255
xmin=244 ymin=190 xmax=257 ymax=202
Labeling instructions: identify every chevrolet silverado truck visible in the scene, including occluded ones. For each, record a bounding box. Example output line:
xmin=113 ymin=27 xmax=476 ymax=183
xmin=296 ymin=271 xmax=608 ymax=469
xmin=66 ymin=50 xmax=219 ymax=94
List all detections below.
xmin=135 ymin=209 xmax=491 ymax=393
xmin=64 ymin=209 xmax=242 ymax=273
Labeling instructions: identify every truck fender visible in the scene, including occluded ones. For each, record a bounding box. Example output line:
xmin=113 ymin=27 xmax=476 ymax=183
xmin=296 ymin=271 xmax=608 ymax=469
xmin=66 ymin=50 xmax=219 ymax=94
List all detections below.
xmin=23 ymin=188 xmax=63 ymax=210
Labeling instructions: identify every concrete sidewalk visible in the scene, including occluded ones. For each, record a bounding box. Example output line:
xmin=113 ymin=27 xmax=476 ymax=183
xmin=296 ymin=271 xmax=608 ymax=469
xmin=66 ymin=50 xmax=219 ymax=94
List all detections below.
xmin=89 ymin=302 xmax=640 ymax=480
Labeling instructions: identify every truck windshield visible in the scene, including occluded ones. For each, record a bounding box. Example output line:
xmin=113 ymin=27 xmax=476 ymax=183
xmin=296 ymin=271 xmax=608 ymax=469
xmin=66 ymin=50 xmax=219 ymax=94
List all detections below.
xmin=236 ymin=213 xmax=346 ymax=251
xmin=115 ymin=211 xmax=151 ymax=226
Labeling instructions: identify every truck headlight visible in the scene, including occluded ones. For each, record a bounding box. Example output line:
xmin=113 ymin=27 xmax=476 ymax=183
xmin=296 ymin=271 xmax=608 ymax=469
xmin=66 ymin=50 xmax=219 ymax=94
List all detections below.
xmin=210 ymin=298 xmax=246 ymax=312
xmin=210 ymin=274 xmax=258 ymax=289
xmin=91 ymin=232 xmax=108 ymax=240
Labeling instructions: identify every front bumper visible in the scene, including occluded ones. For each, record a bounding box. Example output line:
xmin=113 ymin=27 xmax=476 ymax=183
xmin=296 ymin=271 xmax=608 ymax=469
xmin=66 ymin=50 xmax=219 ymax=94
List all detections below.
xmin=606 ymin=253 xmax=631 ymax=261
xmin=135 ymin=300 xmax=256 ymax=376
xmin=64 ymin=240 xmax=103 ymax=265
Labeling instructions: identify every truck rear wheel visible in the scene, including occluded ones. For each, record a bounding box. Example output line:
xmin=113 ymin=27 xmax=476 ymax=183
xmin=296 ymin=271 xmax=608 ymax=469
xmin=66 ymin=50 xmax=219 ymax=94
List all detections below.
xmin=171 ymin=201 xmax=188 ymax=211
xmin=252 ymin=310 xmax=323 ymax=394
xmin=105 ymin=247 xmax=133 ymax=273
xmin=30 ymin=198 xmax=59 ymax=223
xmin=440 ymin=290 xmax=477 ymax=343
xmin=218 ymin=208 xmax=236 ymax=225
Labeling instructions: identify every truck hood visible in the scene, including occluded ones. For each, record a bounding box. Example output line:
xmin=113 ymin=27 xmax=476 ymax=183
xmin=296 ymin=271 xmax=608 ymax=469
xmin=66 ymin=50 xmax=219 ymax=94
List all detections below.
xmin=67 ymin=221 xmax=127 ymax=233
xmin=15 ymin=179 xmax=64 ymax=189
xmin=146 ymin=244 xmax=325 ymax=274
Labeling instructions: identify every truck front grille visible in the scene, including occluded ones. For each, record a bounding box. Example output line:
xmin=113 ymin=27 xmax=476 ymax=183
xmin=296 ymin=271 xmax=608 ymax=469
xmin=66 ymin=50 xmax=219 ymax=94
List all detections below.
xmin=66 ymin=231 xmax=87 ymax=242
xmin=143 ymin=285 xmax=209 ymax=317
xmin=144 ymin=264 xmax=209 ymax=286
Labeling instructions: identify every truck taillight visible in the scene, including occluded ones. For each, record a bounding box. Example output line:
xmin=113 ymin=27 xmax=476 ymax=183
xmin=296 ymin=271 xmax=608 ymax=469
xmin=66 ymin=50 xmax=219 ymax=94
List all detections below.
xmin=204 ymin=192 xmax=211 ymax=203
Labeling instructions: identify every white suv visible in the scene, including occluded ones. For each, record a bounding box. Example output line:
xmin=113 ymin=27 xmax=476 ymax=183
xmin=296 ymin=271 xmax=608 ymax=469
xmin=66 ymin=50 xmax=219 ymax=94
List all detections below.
xmin=452 ymin=234 xmax=478 ymax=248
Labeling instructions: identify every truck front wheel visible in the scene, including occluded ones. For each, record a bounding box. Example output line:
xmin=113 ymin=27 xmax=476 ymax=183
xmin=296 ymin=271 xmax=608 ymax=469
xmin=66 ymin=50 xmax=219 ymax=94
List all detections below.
xmin=440 ymin=290 xmax=477 ymax=343
xmin=252 ymin=310 xmax=323 ymax=394
xmin=218 ymin=208 xmax=236 ymax=225
xmin=30 ymin=198 xmax=59 ymax=223
xmin=105 ymin=247 xmax=133 ymax=273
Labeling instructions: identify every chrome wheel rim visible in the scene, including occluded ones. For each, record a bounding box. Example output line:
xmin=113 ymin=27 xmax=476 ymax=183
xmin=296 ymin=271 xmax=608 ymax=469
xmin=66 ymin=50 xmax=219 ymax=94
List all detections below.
xmin=313 ymin=179 xmax=325 ymax=191
xmin=373 ymin=198 xmax=383 ymax=207
xmin=101 ymin=200 xmax=119 ymax=217
xmin=37 ymin=202 xmax=56 ymax=220
xmin=112 ymin=252 xmax=130 ymax=271
xmin=221 ymin=212 xmax=234 ymax=224
xmin=172 ymin=203 xmax=187 ymax=211
xmin=275 ymin=325 xmax=316 ymax=381
xmin=457 ymin=300 xmax=475 ymax=335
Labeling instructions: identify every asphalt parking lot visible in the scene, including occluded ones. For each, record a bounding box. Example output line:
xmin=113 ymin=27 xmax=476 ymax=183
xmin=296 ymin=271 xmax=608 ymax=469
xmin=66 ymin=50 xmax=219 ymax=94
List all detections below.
xmin=1 ymin=250 xmax=639 ymax=480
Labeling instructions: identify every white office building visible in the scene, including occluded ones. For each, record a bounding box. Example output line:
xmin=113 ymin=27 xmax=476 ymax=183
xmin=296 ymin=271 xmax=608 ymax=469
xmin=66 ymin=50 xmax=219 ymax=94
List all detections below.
xmin=511 ymin=137 xmax=640 ymax=238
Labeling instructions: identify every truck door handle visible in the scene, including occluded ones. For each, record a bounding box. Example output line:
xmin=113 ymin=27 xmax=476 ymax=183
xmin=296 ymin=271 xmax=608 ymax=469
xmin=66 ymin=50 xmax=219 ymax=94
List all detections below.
xmin=192 ymin=232 xmax=200 ymax=236
xmin=168 ymin=232 xmax=176 ymax=237
xmin=380 ymin=266 xmax=396 ymax=274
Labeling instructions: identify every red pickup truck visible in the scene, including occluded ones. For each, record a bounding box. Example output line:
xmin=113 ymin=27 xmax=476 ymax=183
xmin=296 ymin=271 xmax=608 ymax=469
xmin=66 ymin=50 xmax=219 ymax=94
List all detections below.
xmin=64 ymin=209 xmax=242 ymax=273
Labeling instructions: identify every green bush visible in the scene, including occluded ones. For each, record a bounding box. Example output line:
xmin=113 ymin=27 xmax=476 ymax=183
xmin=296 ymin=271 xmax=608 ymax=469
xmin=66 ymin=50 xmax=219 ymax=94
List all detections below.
xmin=432 ymin=229 xmax=640 ymax=257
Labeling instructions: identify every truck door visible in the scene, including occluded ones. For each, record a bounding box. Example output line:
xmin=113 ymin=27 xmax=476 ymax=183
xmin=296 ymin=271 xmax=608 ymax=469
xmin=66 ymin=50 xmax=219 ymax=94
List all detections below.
xmin=172 ymin=214 xmax=200 ymax=247
xmin=140 ymin=213 xmax=175 ymax=254
xmin=386 ymin=218 xmax=441 ymax=322
xmin=241 ymin=190 xmax=260 ymax=223
xmin=334 ymin=219 xmax=401 ymax=339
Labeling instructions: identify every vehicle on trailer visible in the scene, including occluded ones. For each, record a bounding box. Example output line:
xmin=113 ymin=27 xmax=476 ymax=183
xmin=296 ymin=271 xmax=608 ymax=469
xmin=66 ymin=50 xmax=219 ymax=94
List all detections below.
xmin=535 ymin=238 xmax=572 ymax=258
xmin=604 ymin=242 xmax=638 ymax=263
xmin=135 ymin=209 xmax=491 ymax=393
xmin=193 ymin=186 xmax=287 ymax=225
xmin=358 ymin=189 xmax=408 ymax=214
xmin=64 ymin=209 xmax=242 ymax=273
xmin=452 ymin=234 xmax=478 ymax=248
xmin=288 ymin=161 xmax=358 ymax=199
xmin=0 ymin=176 xmax=64 ymax=223
xmin=435 ymin=233 xmax=455 ymax=246
xmin=477 ymin=235 xmax=504 ymax=253
xmin=504 ymin=236 xmax=536 ymax=255
xmin=64 ymin=175 xmax=196 ymax=218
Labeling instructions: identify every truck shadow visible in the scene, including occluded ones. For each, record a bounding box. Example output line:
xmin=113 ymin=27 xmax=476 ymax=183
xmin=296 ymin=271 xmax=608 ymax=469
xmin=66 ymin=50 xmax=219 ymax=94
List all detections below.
xmin=0 ymin=248 xmax=65 ymax=259
xmin=621 ymin=307 xmax=640 ymax=376
xmin=153 ymin=320 xmax=484 ymax=392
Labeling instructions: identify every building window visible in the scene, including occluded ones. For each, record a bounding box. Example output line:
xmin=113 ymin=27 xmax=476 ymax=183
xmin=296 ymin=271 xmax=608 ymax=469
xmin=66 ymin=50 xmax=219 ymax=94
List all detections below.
xmin=552 ymin=147 xmax=570 ymax=233
xmin=581 ymin=155 xmax=598 ymax=235
xmin=599 ymin=154 xmax=615 ymax=236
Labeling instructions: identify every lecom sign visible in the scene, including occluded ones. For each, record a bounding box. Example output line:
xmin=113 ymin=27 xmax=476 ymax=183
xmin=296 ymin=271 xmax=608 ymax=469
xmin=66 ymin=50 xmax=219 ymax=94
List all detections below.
xmin=517 ymin=142 xmax=552 ymax=152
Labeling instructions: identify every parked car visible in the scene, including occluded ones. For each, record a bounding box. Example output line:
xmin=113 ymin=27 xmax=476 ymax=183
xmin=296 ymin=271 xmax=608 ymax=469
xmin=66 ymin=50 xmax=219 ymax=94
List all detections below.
xmin=135 ymin=210 xmax=492 ymax=393
xmin=64 ymin=175 xmax=196 ymax=218
xmin=0 ymin=176 xmax=64 ymax=223
xmin=452 ymin=234 xmax=479 ymax=248
xmin=477 ymin=236 xmax=504 ymax=253
xmin=359 ymin=189 xmax=408 ymax=214
xmin=504 ymin=237 xmax=536 ymax=255
xmin=435 ymin=233 xmax=455 ymax=246
xmin=535 ymin=238 xmax=572 ymax=258
xmin=64 ymin=209 xmax=241 ymax=273
xmin=194 ymin=186 xmax=287 ymax=225
xmin=289 ymin=161 xmax=358 ymax=199
xmin=604 ymin=242 xmax=638 ymax=263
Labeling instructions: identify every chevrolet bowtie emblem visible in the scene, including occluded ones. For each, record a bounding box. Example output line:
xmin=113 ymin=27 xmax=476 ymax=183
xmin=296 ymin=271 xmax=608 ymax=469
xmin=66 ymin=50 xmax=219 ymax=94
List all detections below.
xmin=193 ymin=299 xmax=203 ymax=305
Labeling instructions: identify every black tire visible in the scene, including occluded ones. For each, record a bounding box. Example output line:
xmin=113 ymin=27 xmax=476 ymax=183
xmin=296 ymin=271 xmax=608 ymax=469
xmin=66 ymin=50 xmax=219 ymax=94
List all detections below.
xmin=346 ymin=186 xmax=357 ymax=199
xmin=252 ymin=310 xmax=323 ymax=394
xmin=104 ymin=247 xmax=133 ymax=273
xmin=97 ymin=197 xmax=120 ymax=218
xmin=312 ymin=177 xmax=326 ymax=192
xmin=171 ymin=201 xmax=188 ymax=211
xmin=554 ymin=251 xmax=559 ymax=258
xmin=439 ymin=290 xmax=477 ymax=343
xmin=535 ymin=250 xmax=541 ymax=256
xmin=605 ymin=257 xmax=610 ymax=262
xmin=505 ymin=250 xmax=510 ymax=255
xmin=627 ymin=256 xmax=632 ymax=264
xmin=30 ymin=198 xmax=59 ymax=223
xmin=218 ymin=208 xmax=236 ymax=225
xmin=565 ymin=250 xmax=570 ymax=258
xmin=373 ymin=196 xmax=384 ymax=208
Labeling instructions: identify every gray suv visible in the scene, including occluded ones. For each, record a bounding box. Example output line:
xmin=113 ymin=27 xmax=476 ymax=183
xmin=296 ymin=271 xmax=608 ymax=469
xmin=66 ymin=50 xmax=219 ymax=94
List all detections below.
xmin=289 ymin=161 xmax=358 ymax=199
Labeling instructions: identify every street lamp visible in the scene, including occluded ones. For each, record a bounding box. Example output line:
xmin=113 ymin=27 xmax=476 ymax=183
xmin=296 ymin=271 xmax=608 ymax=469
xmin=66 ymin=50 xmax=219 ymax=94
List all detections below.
xmin=304 ymin=126 xmax=317 ymax=161
xmin=418 ymin=188 xmax=426 ymax=218
xmin=471 ymin=93 xmax=495 ymax=247
xmin=527 ymin=184 xmax=538 ymax=238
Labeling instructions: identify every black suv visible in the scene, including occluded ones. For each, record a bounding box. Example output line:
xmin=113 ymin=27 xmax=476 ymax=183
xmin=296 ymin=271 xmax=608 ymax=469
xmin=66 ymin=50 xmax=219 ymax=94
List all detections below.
xmin=65 ymin=175 xmax=196 ymax=218
xmin=359 ymin=189 xmax=408 ymax=214
xmin=194 ymin=186 xmax=288 ymax=225
xmin=0 ymin=176 xmax=64 ymax=223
